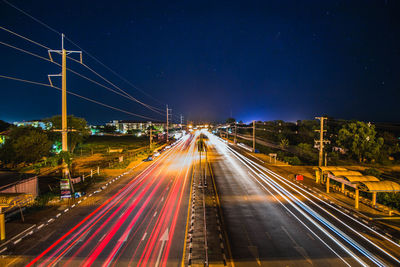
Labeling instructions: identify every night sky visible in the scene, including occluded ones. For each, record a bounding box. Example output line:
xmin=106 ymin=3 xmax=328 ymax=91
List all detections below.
xmin=1 ymin=0 xmax=400 ymax=124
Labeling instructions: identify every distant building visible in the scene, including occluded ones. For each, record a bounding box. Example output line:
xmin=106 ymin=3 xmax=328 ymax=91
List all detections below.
xmin=13 ymin=120 xmax=51 ymax=130
xmin=106 ymin=120 xmax=179 ymax=134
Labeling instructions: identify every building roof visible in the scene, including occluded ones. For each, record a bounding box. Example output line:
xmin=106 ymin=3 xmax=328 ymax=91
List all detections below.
xmin=330 ymin=170 xmax=363 ymax=177
xmin=341 ymin=175 xmax=380 ymax=183
xmin=316 ymin=166 xmax=347 ymax=172
xmin=0 ymin=171 xmax=36 ymax=188
xmin=358 ymin=181 xmax=400 ymax=192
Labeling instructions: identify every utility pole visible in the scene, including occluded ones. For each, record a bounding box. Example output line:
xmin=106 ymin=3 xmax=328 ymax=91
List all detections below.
xmin=166 ymin=105 xmax=172 ymax=142
xmin=149 ymin=123 xmax=153 ymax=150
xmin=315 ymin=117 xmax=328 ymax=167
xmin=166 ymin=105 xmax=169 ymax=142
xmin=48 ymin=34 xmax=82 ymax=183
xmin=180 ymin=114 xmax=183 ymax=129
xmin=234 ymin=122 xmax=237 ymax=144
xmin=252 ymin=120 xmax=256 ymax=152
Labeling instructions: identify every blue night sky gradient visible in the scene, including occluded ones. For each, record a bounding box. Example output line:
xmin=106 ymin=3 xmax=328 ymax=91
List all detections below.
xmin=1 ymin=0 xmax=400 ymax=124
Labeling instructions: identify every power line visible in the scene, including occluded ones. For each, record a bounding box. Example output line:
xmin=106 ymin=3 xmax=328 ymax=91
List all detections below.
xmin=3 ymin=0 xmax=60 ymax=36
xmin=0 ymin=41 xmax=51 ymax=62
xmin=3 ymin=0 xmax=166 ymax=108
xmin=65 ymin=35 xmax=166 ymax=108
xmin=0 ymin=26 xmax=50 ymax=50
xmin=0 ymin=74 xmax=158 ymax=121
xmin=0 ymin=35 xmax=165 ymax=117
xmin=2 ymin=3 xmax=184 ymax=119
xmin=66 ymin=55 xmax=165 ymax=115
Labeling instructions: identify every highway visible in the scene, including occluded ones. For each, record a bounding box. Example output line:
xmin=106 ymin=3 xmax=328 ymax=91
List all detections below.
xmin=206 ymin=132 xmax=400 ymax=267
xmin=4 ymin=130 xmax=400 ymax=267
xmin=8 ymin=133 xmax=196 ymax=267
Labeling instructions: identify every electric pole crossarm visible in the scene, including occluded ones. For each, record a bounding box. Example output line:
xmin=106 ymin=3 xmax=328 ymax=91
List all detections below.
xmin=47 ymin=74 xmax=61 ymax=87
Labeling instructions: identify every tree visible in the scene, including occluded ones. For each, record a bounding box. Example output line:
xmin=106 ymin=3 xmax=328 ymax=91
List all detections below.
xmin=337 ymin=121 xmax=384 ymax=162
xmin=0 ymin=126 xmax=52 ymax=165
xmin=46 ymin=115 xmax=90 ymax=153
xmin=279 ymin=138 xmax=289 ymax=150
xmin=127 ymin=129 xmax=143 ymax=136
xmin=297 ymin=143 xmax=318 ymax=163
xmin=102 ymin=125 xmax=117 ymax=134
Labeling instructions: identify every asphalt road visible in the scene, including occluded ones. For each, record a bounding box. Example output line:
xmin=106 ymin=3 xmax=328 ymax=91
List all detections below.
xmin=206 ymin=132 xmax=400 ymax=267
xmin=6 ymin=134 xmax=195 ymax=267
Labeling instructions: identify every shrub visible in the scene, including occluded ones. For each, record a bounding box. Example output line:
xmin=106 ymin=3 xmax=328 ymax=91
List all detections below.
xmin=284 ymin=156 xmax=302 ymax=165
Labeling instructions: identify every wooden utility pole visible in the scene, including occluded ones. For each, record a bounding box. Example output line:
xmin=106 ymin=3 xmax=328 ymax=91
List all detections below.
xmin=234 ymin=122 xmax=237 ymax=144
xmin=180 ymin=114 xmax=183 ymax=130
xmin=315 ymin=117 xmax=328 ymax=167
xmin=252 ymin=120 xmax=256 ymax=152
xmin=48 ymin=34 xmax=82 ymax=182
xmin=149 ymin=123 xmax=153 ymax=150
xmin=166 ymin=105 xmax=169 ymax=142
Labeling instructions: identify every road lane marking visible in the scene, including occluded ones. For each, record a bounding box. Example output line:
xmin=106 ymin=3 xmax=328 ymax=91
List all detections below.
xmin=153 ymin=211 xmax=157 ymax=217
xmin=155 ymin=228 xmax=169 ymax=267
xmin=141 ymin=232 xmax=147 ymax=241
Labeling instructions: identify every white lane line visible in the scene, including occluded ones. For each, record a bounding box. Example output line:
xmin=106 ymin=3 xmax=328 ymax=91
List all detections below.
xmin=100 ymin=233 xmax=107 ymax=241
xmin=64 ymin=208 xmax=69 ymax=212
xmin=56 ymin=213 xmax=61 ymax=218
xmin=153 ymin=211 xmax=158 ymax=217
xmin=48 ymin=218 xmax=54 ymax=223
xmin=13 ymin=238 xmax=22 ymax=245
xmin=37 ymin=224 xmax=45 ymax=229
xmin=142 ymin=232 xmax=147 ymax=241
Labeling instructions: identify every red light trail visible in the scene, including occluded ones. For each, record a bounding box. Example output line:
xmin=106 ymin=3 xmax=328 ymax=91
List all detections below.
xmin=25 ymin=134 xmax=196 ymax=267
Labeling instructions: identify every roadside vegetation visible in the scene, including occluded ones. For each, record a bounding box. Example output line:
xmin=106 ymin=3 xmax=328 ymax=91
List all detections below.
xmin=229 ymin=118 xmax=400 ymax=167
xmin=224 ymin=118 xmax=400 ymax=210
xmin=0 ymin=116 xmax=162 ymax=194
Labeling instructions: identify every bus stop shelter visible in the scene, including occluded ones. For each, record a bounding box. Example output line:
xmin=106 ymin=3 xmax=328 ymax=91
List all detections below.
xmin=0 ymin=193 xmax=34 ymax=240
xmin=325 ymin=171 xmax=400 ymax=211
xmin=314 ymin=166 xmax=347 ymax=184
xmin=358 ymin=181 xmax=400 ymax=207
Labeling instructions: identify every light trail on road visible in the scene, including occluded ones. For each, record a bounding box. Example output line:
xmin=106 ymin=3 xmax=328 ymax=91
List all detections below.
xmin=25 ymin=133 xmax=196 ymax=267
xmin=206 ymin=132 xmax=400 ymax=266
